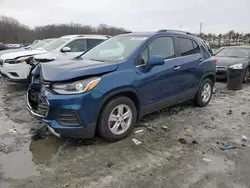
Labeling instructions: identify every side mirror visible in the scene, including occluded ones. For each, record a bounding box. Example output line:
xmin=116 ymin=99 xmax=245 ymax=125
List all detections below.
xmin=143 ymin=55 xmax=164 ymax=72
xmin=61 ymin=47 xmax=71 ymax=53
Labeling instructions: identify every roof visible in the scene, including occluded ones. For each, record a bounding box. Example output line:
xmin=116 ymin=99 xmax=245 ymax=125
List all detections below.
xmin=61 ymin=35 xmax=110 ymax=39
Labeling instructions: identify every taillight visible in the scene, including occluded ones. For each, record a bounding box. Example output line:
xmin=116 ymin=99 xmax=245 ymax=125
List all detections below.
xmin=212 ymin=58 xmax=217 ymax=64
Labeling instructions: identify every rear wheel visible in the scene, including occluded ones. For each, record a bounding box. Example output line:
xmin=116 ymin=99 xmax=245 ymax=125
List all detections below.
xmin=194 ymin=78 xmax=213 ymax=107
xmin=97 ymin=96 xmax=137 ymax=142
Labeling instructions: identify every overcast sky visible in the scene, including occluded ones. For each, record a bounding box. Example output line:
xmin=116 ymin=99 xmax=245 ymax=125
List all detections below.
xmin=0 ymin=0 xmax=250 ymax=34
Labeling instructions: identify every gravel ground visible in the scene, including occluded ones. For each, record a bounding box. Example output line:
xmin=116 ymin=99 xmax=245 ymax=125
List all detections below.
xmin=0 ymin=79 xmax=250 ymax=188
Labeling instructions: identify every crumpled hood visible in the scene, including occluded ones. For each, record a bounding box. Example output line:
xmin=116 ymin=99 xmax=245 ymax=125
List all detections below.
xmin=40 ymin=59 xmax=119 ymax=82
xmin=0 ymin=49 xmax=47 ymax=60
xmin=215 ymin=56 xmax=248 ymax=67
xmin=34 ymin=51 xmax=78 ymax=62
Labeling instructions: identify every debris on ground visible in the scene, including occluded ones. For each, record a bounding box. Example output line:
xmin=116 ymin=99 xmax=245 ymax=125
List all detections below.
xmin=192 ymin=140 xmax=198 ymax=144
xmin=134 ymin=129 xmax=144 ymax=134
xmin=211 ymin=116 xmax=215 ymax=121
xmin=242 ymin=144 xmax=246 ymax=147
xmin=31 ymin=126 xmax=50 ymax=141
xmin=132 ymin=138 xmax=142 ymax=145
xmin=185 ymin=128 xmax=191 ymax=132
xmin=161 ymin=126 xmax=169 ymax=132
xmin=213 ymin=87 xmax=217 ymax=94
xmin=147 ymin=126 xmax=156 ymax=132
xmin=7 ymin=128 xmax=17 ymax=133
xmin=203 ymin=158 xmax=212 ymax=162
xmin=221 ymin=145 xmax=237 ymax=151
xmin=242 ymin=135 xmax=247 ymax=142
xmin=179 ymin=138 xmax=187 ymax=144
xmin=242 ymin=112 xmax=246 ymax=115
xmin=227 ymin=110 xmax=232 ymax=115
xmin=107 ymin=161 xmax=114 ymax=168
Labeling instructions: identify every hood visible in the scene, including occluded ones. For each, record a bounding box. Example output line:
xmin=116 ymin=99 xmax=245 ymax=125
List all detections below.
xmin=215 ymin=56 xmax=248 ymax=67
xmin=0 ymin=49 xmax=47 ymax=60
xmin=0 ymin=48 xmax=26 ymax=56
xmin=34 ymin=51 xmax=78 ymax=62
xmin=40 ymin=59 xmax=119 ymax=82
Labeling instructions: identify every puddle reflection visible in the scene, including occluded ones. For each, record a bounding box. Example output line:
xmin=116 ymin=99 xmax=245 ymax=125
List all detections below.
xmin=29 ymin=136 xmax=64 ymax=164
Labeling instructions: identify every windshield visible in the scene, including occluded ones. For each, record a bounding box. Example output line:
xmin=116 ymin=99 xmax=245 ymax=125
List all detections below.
xmin=82 ymin=35 xmax=148 ymax=61
xmin=216 ymin=47 xmax=250 ymax=58
xmin=30 ymin=39 xmax=54 ymax=49
xmin=42 ymin=38 xmax=70 ymax=51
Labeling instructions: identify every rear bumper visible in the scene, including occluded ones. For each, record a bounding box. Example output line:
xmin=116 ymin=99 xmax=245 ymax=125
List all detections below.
xmin=0 ymin=63 xmax=31 ymax=82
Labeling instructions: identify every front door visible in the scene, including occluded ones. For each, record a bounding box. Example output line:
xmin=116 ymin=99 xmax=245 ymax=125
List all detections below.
xmin=137 ymin=36 xmax=180 ymax=113
xmin=61 ymin=39 xmax=87 ymax=58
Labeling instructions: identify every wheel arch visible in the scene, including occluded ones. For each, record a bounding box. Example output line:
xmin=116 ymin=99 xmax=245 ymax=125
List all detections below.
xmin=98 ymin=88 xmax=141 ymax=122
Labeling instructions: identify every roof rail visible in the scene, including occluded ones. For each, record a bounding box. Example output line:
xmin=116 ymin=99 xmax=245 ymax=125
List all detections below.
xmin=156 ymin=29 xmax=192 ymax=35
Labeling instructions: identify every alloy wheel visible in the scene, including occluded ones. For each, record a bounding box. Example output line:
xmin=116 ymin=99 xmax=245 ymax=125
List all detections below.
xmin=108 ymin=104 xmax=132 ymax=135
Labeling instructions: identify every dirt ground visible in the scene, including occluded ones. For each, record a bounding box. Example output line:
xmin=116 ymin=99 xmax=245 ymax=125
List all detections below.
xmin=0 ymin=78 xmax=250 ymax=188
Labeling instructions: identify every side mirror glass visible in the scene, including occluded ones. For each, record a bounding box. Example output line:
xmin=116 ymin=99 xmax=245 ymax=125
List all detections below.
xmin=61 ymin=47 xmax=71 ymax=53
xmin=143 ymin=55 xmax=164 ymax=72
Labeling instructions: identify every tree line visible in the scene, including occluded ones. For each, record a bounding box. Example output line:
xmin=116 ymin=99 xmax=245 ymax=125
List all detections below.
xmin=0 ymin=16 xmax=129 ymax=44
xmin=1 ymin=15 xmax=250 ymax=46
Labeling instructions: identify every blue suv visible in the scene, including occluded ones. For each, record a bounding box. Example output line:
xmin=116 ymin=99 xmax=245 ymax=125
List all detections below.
xmin=27 ymin=30 xmax=216 ymax=142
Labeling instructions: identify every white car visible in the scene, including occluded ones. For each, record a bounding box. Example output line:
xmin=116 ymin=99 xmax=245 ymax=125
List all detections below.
xmin=34 ymin=35 xmax=109 ymax=62
xmin=0 ymin=35 xmax=109 ymax=83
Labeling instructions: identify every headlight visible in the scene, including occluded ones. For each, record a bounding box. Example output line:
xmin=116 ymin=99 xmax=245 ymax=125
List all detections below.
xmin=229 ymin=63 xmax=243 ymax=69
xmin=52 ymin=77 xmax=101 ymax=94
xmin=5 ymin=56 xmax=33 ymax=64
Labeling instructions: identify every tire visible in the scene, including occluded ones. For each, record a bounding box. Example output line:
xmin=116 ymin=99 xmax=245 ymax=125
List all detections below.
xmin=97 ymin=96 xmax=137 ymax=142
xmin=194 ymin=78 xmax=213 ymax=107
xmin=243 ymin=67 xmax=250 ymax=83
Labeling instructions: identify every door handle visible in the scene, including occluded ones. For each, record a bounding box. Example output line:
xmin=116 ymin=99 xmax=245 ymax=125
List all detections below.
xmin=172 ymin=66 xmax=180 ymax=71
xmin=198 ymin=58 xmax=204 ymax=62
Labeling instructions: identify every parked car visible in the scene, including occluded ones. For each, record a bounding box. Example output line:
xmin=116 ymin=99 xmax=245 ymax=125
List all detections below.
xmin=0 ymin=35 xmax=109 ymax=83
xmin=33 ymin=35 xmax=109 ymax=63
xmin=0 ymin=39 xmax=55 ymax=56
xmin=27 ymin=30 xmax=216 ymax=142
xmin=0 ymin=39 xmax=55 ymax=82
xmin=0 ymin=43 xmax=8 ymax=51
xmin=215 ymin=46 xmax=250 ymax=82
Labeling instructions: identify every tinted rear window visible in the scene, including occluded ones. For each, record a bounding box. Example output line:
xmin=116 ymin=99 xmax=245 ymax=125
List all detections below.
xmin=178 ymin=38 xmax=200 ymax=56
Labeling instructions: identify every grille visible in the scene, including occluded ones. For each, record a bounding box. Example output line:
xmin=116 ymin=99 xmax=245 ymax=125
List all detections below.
xmin=28 ymin=90 xmax=49 ymax=117
xmin=56 ymin=110 xmax=80 ymax=126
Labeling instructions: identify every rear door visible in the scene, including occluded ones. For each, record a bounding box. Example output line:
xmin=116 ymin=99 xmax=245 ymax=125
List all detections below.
xmin=175 ymin=37 xmax=202 ymax=99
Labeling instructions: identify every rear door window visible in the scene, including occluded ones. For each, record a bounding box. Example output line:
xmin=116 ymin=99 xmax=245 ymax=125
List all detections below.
xmin=87 ymin=39 xmax=104 ymax=49
xmin=178 ymin=38 xmax=200 ymax=56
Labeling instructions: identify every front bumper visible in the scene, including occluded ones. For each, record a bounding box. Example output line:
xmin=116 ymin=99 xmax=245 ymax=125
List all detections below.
xmin=216 ymin=68 xmax=227 ymax=80
xmin=0 ymin=62 xmax=31 ymax=82
xmin=26 ymin=83 xmax=103 ymax=139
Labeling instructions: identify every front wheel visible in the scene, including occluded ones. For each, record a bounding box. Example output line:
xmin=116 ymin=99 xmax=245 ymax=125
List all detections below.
xmin=194 ymin=78 xmax=213 ymax=107
xmin=97 ymin=96 xmax=137 ymax=142
xmin=243 ymin=67 xmax=250 ymax=83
